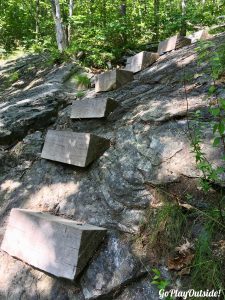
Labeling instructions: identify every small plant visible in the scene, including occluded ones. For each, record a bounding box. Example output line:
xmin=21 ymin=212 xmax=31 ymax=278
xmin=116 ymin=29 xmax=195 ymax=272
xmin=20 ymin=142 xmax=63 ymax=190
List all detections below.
xmin=0 ymin=47 xmax=6 ymax=59
xmin=3 ymin=71 xmax=20 ymax=88
xmin=48 ymin=48 xmax=70 ymax=65
xmin=152 ymin=268 xmax=170 ymax=289
xmin=151 ymin=268 xmax=173 ymax=300
xmin=147 ymin=200 xmax=187 ymax=256
xmin=190 ymin=219 xmax=225 ymax=297
xmin=74 ymin=74 xmax=91 ymax=90
xmin=76 ymin=91 xmax=85 ymax=98
xmin=8 ymin=71 xmax=19 ymax=83
xmin=188 ymin=109 xmax=221 ymax=192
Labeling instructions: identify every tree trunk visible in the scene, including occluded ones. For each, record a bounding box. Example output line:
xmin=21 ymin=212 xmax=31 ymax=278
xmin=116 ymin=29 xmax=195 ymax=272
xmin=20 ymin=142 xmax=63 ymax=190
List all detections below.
xmin=35 ymin=0 xmax=40 ymax=42
xmin=120 ymin=1 xmax=127 ymax=44
xmin=50 ymin=0 xmax=67 ymax=52
xmin=180 ymin=0 xmax=187 ymax=36
xmin=153 ymin=0 xmax=160 ymax=42
xmin=120 ymin=2 xmax=126 ymax=16
xmin=68 ymin=0 xmax=74 ymax=43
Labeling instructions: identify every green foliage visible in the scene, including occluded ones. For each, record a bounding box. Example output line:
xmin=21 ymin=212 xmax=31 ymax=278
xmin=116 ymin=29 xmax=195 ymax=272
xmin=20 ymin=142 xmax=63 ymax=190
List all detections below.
xmin=188 ymin=41 xmax=225 ymax=192
xmin=76 ymin=91 xmax=86 ymax=98
xmin=189 ymin=113 xmax=221 ymax=192
xmin=3 ymin=71 xmax=20 ymax=88
xmin=1 ymin=0 xmax=225 ymax=67
xmin=151 ymin=268 xmax=173 ymax=300
xmin=8 ymin=71 xmax=19 ymax=83
xmin=190 ymin=209 xmax=225 ymax=296
xmin=0 ymin=0 xmax=54 ymax=52
xmin=46 ymin=49 xmax=70 ymax=65
xmin=151 ymin=268 xmax=170 ymax=290
xmin=191 ymin=232 xmax=222 ymax=290
xmin=74 ymin=74 xmax=91 ymax=89
xmin=183 ymin=41 xmax=225 ymax=296
xmin=146 ymin=200 xmax=187 ymax=255
xmin=66 ymin=18 xmax=138 ymax=67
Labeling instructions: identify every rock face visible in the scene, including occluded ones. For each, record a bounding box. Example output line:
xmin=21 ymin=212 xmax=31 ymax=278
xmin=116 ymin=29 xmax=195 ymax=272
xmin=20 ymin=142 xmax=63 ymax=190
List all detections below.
xmin=116 ymin=278 xmax=159 ymax=300
xmin=81 ymin=232 xmax=148 ymax=299
xmin=0 ymin=33 xmax=224 ymax=299
xmin=0 ymin=60 xmax=77 ymax=145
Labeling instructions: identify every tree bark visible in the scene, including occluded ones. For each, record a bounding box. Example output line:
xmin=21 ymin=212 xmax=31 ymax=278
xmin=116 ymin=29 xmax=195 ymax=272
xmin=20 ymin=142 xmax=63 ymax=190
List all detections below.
xmin=120 ymin=2 xmax=126 ymax=16
xmin=35 ymin=0 xmax=40 ymax=42
xmin=180 ymin=0 xmax=187 ymax=36
xmin=153 ymin=0 xmax=160 ymax=42
xmin=50 ymin=0 xmax=67 ymax=52
xmin=68 ymin=0 xmax=74 ymax=43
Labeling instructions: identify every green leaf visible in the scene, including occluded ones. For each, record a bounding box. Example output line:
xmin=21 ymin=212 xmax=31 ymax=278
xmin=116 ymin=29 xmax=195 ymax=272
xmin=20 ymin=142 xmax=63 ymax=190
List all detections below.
xmin=158 ymin=280 xmax=170 ymax=289
xmin=152 ymin=268 xmax=161 ymax=276
xmin=210 ymin=107 xmax=220 ymax=117
xmin=218 ymin=122 xmax=225 ymax=135
xmin=213 ymin=124 xmax=218 ymax=134
xmin=151 ymin=280 xmax=159 ymax=285
xmin=213 ymin=137 xmax=220 ymax=147
xmin=208 ymin=85 xmax=216 ymax=95
xmin=216 ymin=167 xmax=224 ymax=174
xmin=219 ymin=98 xmax=225 ymax=110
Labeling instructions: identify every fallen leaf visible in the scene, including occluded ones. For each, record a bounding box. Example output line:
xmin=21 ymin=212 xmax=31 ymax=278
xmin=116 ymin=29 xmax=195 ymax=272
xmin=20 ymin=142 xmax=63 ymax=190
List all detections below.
xmin=175 ymin=240 xmax=194 ymax=255
xmin=177 ymin=267 xmax=191 ymax=276
xmin=168 ymin=256 xmax=185 ymax=270
xmin=167 ymin=253 xmax=194 ymax=271
xmin=212 ymin=240 xmax=225 ymax=258
xmin=179 ymin=203 xmax=193 ymax=210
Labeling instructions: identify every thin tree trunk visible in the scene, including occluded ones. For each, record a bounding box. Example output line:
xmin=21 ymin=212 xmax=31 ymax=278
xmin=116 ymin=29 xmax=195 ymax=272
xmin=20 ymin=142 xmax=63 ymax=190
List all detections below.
xmin=153 ymin=0 xmax=160 ymax=42
xmin=68 ymin=0 xmax=74 ymax=43
xmin=180 ymin=0 xmax=187 ymax=36
xmin=120 ymin=1 xmax=127 ymax=44
xmin=50 ymin=0 xmax=67 ymax=52
xmin=35 ymin=0 xmax=40 ymax=42
xmin=120 ymin=1 xmax=126 ymax=16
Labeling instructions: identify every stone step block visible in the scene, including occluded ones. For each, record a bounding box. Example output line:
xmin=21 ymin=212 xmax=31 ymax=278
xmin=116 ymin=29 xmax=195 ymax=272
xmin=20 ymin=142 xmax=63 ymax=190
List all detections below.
xmin=158 ymin=35 xmax=191 ymax=55
xmin=71 ymin=97 xmax=118 ymax=119
xmin=1 ymin=208 xmax=107 ymax=280
xmin=158 ymin=35 xmax=177 ymax=55
xmin=95 ymin=69 xmax=133 ymax=92
xmin=188 ymin=30 xmax=211 ymax=43
xmin=41 ymin=130 xmax=110 ymax=167
xmin=125 ymin=51 xmax=159 ymax=73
